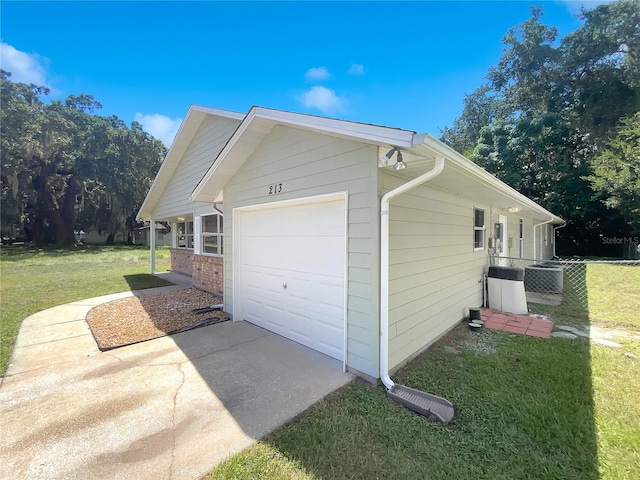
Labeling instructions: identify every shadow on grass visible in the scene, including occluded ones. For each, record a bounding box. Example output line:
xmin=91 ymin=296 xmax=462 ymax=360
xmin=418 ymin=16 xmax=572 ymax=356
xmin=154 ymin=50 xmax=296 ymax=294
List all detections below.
xmin=211 ymin=267 xmax=599 ymax=479
xmin=235 ymin=324 xmax=599 ymax=480
xmin=122 ymin=273 xmax=172 ymax=291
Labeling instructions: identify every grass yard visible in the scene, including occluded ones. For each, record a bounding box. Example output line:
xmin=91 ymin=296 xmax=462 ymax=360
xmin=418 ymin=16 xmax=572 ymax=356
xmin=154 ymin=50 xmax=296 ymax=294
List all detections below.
xmin=0 ymin=245 xmax=171 ymax=375
xmin=208 ymin=263 xmax=640 ymax=480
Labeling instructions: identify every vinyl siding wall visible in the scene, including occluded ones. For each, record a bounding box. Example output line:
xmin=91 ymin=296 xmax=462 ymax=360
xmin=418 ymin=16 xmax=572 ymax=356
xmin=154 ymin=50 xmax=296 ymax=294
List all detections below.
xmin=151 ymin=116 xmax=240 ymax=219
xmin=223 ymin=125 xmax=381 ymax=378
xmin=382 ymin=172 xmax=489 ymax=370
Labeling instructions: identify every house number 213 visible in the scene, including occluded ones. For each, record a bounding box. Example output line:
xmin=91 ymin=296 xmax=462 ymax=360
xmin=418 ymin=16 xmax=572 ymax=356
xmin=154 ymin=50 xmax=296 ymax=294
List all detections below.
xmin=268 ymin=183 xmax=283 ymax=195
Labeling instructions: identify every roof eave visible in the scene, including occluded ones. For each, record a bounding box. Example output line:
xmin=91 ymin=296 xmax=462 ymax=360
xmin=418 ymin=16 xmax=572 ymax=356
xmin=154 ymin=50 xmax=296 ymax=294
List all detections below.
xmin=191 ymin=107 xmax=422 ymax=203
xmin=411 ymin=135 xmax=564 ymax=224
xmin=137 ymin=105 xmax=244 ymax=220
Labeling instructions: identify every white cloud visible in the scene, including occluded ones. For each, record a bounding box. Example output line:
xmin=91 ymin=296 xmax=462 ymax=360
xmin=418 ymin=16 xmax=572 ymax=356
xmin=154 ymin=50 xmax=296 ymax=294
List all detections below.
xmin=305 ymin=66 xmax=332 ymax=82
xmin=301 ymin=86 xmax=345 ymax=114
xmin=348 ymin=64 xmax=364 ymax=75
xmin=134 ymin=113 xmax=183 ymax=147
xmin=0 ymin=42 xmax=49 ymax=86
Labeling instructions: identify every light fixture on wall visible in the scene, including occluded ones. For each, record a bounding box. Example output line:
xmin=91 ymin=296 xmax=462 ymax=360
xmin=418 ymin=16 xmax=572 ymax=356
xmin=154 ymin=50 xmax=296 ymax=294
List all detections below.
xmin=508 ymin=207 xmax=520 ymax=213
xmin=379 ymin=147 xmax=407 ymax=170
xmin=177 ymin=217 xmax=185 ymax=221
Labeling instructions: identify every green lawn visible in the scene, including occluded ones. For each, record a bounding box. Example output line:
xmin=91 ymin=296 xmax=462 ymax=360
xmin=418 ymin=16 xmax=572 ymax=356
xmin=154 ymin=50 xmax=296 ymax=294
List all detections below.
xmin=0 ymin=244 xmax=171 ymax=375
xmin=208 ymin=264 xmax=640 ymax=480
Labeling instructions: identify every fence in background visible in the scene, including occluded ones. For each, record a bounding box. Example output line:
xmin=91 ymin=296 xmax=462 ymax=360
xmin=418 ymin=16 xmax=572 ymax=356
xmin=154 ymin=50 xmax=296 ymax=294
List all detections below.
xmin=488 ymin=255 xmax=640 ymax=320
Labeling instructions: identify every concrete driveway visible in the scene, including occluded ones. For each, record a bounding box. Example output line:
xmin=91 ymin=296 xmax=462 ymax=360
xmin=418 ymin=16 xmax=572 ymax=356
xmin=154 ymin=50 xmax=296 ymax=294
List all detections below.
xmin=0 ymin=281 xmax=353 ymax=480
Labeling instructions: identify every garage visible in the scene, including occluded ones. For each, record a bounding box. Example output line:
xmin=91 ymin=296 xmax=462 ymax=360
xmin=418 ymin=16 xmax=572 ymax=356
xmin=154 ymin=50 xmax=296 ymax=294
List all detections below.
xmin=236 ymin=195 xmax=347 ymax=361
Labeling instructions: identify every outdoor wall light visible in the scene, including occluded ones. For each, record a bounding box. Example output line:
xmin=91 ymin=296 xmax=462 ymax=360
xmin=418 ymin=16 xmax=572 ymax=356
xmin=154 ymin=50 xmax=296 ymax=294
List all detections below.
xmin=394 ymin=150 xmax=407 ymax=171
xmin=508 ymin=207 xmax=521 ymax=213
xmin=379 ymin=147 xmax=407 ymax=170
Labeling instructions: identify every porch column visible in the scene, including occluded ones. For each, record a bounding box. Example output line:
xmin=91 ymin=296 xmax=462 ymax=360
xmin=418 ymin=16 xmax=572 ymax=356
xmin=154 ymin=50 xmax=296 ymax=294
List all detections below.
xmin=149 ymin=218 xmax=156 ymax=274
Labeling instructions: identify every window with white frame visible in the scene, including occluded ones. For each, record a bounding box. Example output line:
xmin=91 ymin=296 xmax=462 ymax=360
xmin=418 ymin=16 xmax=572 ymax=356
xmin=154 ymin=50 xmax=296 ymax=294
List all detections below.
xmin=474 ymin=208 xmax=485 ymax=250
xmin=176 ymin=221 xmax=194 ymax=249
xmin=202 ymin=213 xmax=223 ymax=256
xmin=519 ymin=219 xmax=524 ymax=258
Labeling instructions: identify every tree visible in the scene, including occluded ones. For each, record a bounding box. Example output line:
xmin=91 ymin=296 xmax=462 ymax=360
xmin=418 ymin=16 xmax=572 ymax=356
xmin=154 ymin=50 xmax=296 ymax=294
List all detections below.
xmin=588 ymin=112 xmax=640 ymax=231
xmin=440 ymin=1 xmax=640 ymax=255
xmin=0 ymin=71 xmax=167 ymax=246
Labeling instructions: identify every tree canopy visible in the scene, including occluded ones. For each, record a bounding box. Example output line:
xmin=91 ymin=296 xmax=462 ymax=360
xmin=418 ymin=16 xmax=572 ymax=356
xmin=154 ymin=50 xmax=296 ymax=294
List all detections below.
xmin=0 ymin=71 xmax=167 ymax=246
xmin=440 ymin=0 xmax=640 ymax=255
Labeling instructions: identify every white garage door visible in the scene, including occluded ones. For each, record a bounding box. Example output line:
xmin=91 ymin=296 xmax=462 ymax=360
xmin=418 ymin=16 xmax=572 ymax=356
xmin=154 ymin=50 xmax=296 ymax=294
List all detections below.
xmin=239 ymin=197 xmax=346 ymax=361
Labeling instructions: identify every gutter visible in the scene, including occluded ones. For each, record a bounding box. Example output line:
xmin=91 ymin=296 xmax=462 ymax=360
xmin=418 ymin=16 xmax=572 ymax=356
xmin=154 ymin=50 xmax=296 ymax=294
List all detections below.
xmin=533 ymin=217 xmax=555 ymax=261
xmin=380 ymin=156 xmax=445 ymax=389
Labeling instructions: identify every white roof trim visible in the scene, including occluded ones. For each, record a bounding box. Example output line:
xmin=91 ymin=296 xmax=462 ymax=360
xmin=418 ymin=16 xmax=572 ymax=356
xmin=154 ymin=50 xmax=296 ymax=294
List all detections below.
xmin=409 ymin=135 xmax=564 ymax=223
xmin=191 ymin=106 xmax=424 ymax=203
xmin=137 ymin=105 xmax=243 ymax=220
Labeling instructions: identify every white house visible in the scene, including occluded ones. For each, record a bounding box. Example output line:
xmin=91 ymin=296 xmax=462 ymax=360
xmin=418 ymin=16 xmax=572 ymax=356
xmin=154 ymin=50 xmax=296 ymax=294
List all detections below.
xmin=138 ymin=105 xmax=563 ymax=382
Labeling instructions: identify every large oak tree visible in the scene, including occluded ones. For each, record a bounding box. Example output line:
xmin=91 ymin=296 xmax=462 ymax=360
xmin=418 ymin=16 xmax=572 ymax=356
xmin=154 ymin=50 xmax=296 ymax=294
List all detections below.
xmin=440 ymin=0 xmax=640 ymax=255
xmin=1 ymin=71 xmax=167 ymax=246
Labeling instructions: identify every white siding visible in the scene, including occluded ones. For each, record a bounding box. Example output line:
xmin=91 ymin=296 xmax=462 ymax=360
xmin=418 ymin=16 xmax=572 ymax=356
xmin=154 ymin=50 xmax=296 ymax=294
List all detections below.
xmin=383 ymin=172 xmax=488 ymax=370
xmin=151 ymin=116 xmax=240 ymax=219
xmin=223 ymin=125 xmax=380 ymax=378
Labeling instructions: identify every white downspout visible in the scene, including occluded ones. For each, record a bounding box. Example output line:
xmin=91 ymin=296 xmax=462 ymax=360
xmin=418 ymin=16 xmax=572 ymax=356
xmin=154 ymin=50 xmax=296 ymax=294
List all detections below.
xmin=533 ymin=217 xmax=554 ymax=261
xmin=553 ymin=222 xmax=567 ymax=257
xmin=380 ymin=156 xmax=445 ymax=389
xmin=149 ymin=218 xmax=156 ymax=274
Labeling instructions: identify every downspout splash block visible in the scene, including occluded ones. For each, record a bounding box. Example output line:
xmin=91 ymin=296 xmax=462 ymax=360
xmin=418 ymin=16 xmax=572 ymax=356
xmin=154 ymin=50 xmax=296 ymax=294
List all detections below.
xmin=387 ymin=385 xmax=455 ymax=424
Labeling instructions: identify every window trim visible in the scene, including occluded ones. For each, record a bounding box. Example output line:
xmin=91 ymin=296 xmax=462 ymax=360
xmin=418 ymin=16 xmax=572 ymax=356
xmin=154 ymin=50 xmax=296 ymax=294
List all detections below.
xmin=175 ymin=220 xmax=194 ymax=250
xmin=201 ymin=213 xmax=223 ymax=257
xmin=473 ymin=207 xmax=486 ymax=251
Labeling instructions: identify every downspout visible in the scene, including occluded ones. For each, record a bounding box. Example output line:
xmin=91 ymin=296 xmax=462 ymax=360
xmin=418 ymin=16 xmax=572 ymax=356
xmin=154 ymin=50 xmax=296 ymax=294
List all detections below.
xmin=533 ymin=217 xmax=554 ymax=261
xmin=380 ymin=156 xmax=445 ymax=389
xmin=212 ymin=203 xmax=224 ymax=216
xmin=553 ymin=222 xmax=567 ymax=258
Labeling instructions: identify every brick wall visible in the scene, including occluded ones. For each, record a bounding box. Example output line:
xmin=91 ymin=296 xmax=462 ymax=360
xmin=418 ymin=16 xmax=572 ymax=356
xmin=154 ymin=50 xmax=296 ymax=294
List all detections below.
xmin=192 ymin=254 xmax=224 ymax=295
xmin=170 ymin=248 xmax=193 ymax=276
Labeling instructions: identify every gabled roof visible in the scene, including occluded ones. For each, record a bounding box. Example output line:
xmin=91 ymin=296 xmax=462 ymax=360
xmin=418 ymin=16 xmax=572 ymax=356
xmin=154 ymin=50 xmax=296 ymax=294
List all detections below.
xmin=190 ymin=106 xmax=426 ymax=203
xmin=137 ymin=105 xmax=244 ymax=220
xmin=189 ymin=106 xmax=562 ymax=223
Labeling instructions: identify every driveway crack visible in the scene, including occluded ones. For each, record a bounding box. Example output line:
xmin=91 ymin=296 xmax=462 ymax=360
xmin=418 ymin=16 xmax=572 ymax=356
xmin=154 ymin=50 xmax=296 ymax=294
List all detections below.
xmin=169 ymin=362 xmax=186 ymax=480
xmin=187 ymin=333 xmax=271 ymax=363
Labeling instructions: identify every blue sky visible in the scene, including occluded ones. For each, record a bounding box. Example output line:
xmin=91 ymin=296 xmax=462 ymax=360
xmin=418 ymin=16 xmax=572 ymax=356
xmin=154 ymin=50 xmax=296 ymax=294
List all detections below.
xmin=1 ymin=1 xmax=610 ymax=146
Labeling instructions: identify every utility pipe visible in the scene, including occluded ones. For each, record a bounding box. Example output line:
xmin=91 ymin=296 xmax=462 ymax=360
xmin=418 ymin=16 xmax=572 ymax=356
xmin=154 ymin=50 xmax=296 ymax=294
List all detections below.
xmin=533 ymin=216 xmax=555 ymax=261
xmin=149 ymin=217 xmax=156 ymax=274
xmin=380 ymin=156 xmax=445 ymax=389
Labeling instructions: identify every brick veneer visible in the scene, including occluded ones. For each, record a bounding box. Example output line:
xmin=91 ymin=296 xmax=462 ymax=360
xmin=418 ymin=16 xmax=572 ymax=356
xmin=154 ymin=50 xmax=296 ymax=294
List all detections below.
xmin=192 ymin=254 xmax=224 ymax=294
xmin=170 ymin=248 xmax=193 ymax=276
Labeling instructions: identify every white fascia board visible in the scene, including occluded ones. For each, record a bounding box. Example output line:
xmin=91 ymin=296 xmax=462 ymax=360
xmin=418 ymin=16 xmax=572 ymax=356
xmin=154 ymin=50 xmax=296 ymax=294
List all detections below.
xmin=411 ymin=134 xmax=564 ymax=224
xmin=252 ymin=107 xmax=419 ymax=147
xmin=191 ymin=106 xmax=422 ymax=203
xmin=137 ymin=104 xmax=244 ymax=220
xmin=191 ymin=107 xmax=258 ymax=202
xmin=189 ymin=104 xmax=245 ymax=121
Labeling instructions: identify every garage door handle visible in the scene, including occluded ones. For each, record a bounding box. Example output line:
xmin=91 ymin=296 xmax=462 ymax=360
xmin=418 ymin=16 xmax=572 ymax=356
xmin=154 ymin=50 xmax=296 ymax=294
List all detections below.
xmin=283 ymin=283 xmax=288 ymax=290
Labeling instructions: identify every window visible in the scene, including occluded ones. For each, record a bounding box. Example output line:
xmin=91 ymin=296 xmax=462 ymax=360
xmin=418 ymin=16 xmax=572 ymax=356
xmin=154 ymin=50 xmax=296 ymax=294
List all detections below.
xmin=202 ymin=214 xmax=223 ymax=256
xmin=519 ymin=219 xmax=524 ymax=259
xmin=473 ymin=208 xmax=485 ymax=250
xmin=176 ymin=221 xmax=193 ymax=249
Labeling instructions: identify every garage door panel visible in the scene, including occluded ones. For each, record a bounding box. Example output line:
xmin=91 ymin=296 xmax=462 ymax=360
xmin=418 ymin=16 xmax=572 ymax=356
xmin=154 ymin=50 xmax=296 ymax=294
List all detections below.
xmin=240 ymin=197 xmax=346 ymax=362
xmin=242 ymin=200 xmax=344 ymax=237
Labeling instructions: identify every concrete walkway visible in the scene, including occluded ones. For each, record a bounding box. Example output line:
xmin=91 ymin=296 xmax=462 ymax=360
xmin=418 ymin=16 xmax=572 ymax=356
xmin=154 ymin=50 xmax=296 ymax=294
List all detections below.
xmin=0 ymin=282 xmax=353 ymax=480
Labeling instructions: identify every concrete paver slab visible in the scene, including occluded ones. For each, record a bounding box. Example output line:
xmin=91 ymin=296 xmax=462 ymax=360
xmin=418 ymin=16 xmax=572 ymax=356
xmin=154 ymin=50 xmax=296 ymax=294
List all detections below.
xmin=1 ymin=288 xmax=353 ymax=480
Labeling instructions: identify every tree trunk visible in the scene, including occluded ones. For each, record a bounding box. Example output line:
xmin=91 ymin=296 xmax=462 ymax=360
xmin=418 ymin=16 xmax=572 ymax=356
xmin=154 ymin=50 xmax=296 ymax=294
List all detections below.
xmin=53 ymin=178 xmax=79 ymax=247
